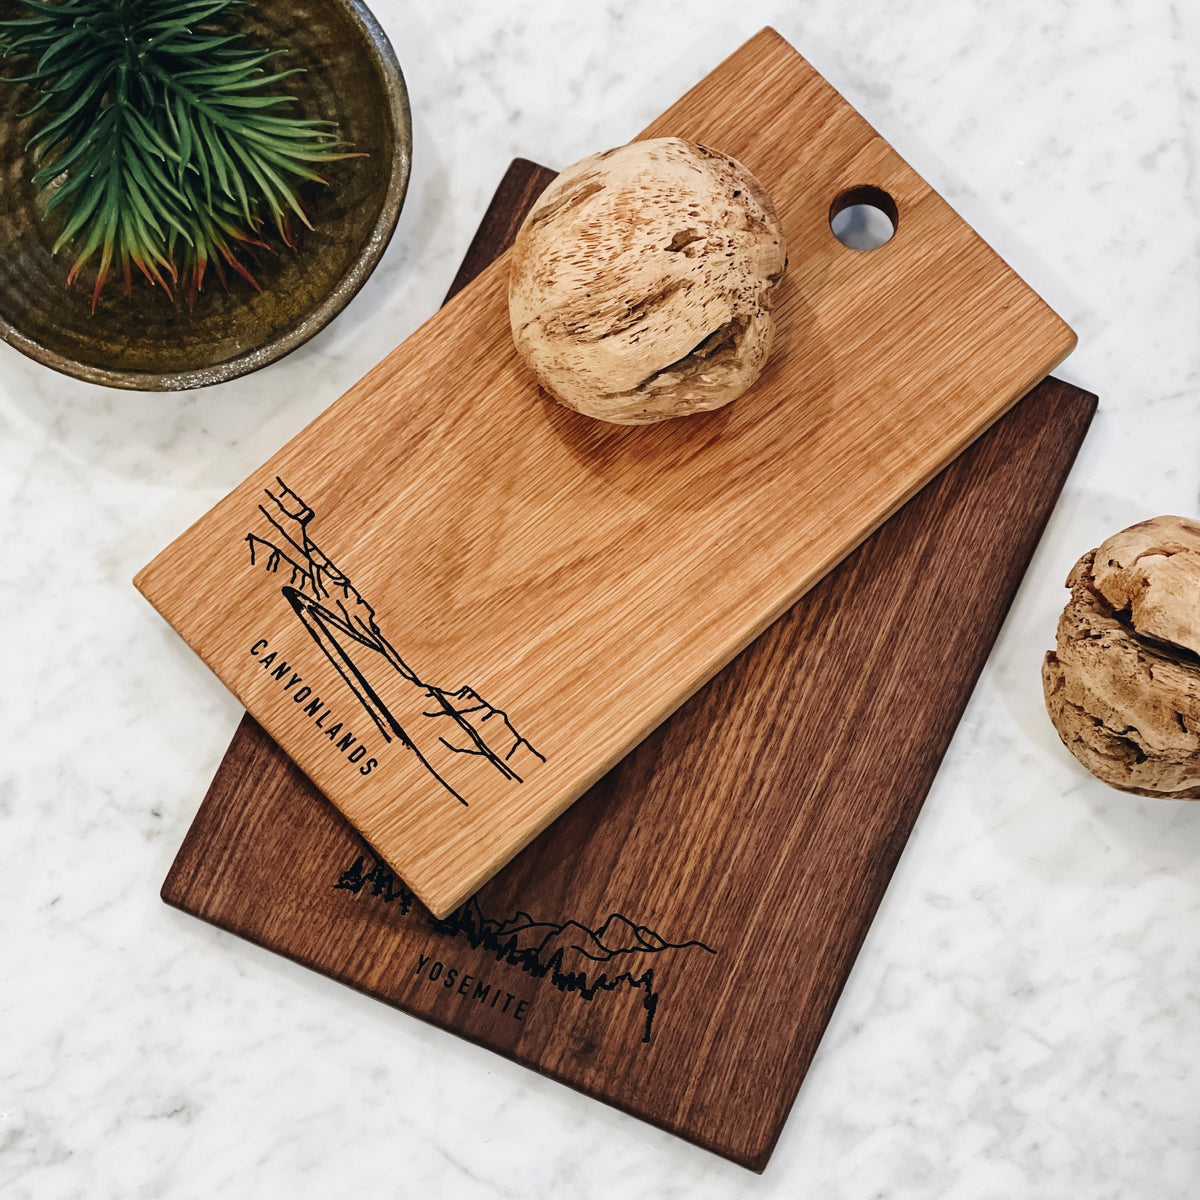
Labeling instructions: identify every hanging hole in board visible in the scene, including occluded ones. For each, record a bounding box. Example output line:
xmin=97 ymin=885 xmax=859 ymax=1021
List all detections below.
xmin=829 ymin=185 xmax=899 ymax=252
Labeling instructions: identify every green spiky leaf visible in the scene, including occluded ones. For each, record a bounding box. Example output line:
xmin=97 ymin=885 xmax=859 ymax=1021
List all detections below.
xmin=1 ymin=0 xmax=358 ymax=308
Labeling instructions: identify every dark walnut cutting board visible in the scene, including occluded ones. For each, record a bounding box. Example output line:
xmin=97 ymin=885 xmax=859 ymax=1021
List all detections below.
xmin=137 ymin=27 xmax=1076 ymax=917
xmin=163 ymin=158 xmax=1098 ymax=1172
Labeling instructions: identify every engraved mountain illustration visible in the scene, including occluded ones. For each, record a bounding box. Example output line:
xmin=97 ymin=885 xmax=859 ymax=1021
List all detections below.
xmin=336 ymin=853 xmax=716 ymax=1044
xmin=247 ymin=478 xmax=544 ymax=805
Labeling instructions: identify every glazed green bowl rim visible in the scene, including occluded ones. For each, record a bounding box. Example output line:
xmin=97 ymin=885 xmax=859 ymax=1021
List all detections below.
xmin=0 ymin=0 xmax=411 ymax=391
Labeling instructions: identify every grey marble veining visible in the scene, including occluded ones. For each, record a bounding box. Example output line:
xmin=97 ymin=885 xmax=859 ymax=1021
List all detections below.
xmin=3 ymin=2 xmax=1199 ymax=1197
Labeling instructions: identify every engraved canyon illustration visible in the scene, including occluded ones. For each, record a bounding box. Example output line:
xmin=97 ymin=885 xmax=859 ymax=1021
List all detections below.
xmin=246 ymin=478 xmax=545 ymax=805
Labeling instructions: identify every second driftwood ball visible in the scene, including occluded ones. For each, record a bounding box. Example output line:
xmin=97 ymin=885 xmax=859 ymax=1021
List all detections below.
xmin=1043 ymin=515 xmax=1200 ymax=798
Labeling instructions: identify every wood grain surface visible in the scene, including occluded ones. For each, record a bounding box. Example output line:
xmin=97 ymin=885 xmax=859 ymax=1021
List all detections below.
xmin=162 ymin=158 xmax=1098 ymax=1172
xmin=138 ymin=27 xmax=1077 ymax=917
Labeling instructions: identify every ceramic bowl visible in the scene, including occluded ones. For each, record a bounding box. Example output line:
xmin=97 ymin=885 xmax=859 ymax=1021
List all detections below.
xmin=0 ymin=0 xmax=411 ymax=389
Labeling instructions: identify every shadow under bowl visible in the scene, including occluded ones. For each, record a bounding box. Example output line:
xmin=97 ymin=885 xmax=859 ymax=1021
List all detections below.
xmin=0 ymin=0 xmax=411 ymax=390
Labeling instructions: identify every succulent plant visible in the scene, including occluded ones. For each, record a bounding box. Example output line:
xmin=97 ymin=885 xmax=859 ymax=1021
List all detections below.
xmin=0 ymin=0 xmax=355 ymax=307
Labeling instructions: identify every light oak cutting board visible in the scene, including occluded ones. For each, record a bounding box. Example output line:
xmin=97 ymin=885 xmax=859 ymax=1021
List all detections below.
xmin=136 ymin=28 xmax=1075 ymax=917
xmin=163 ymin=161 xmax=1096 ymax=1170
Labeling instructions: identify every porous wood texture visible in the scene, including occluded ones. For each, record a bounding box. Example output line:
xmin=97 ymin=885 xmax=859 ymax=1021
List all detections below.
xmin=508 ymin=138 xmax=786 ymax=422
xmin=1042 ymin=516 xmax=1200 ymax=797
xmin=138 ymin=28 xmax=1077 ymax=917
xmin=163 ymin=159 xmax=1097 ymax=1172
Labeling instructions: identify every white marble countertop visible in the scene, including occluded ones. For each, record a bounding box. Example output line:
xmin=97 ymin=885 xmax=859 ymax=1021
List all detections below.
xmin=3 ymin=2 xmax=1199 ymax=1196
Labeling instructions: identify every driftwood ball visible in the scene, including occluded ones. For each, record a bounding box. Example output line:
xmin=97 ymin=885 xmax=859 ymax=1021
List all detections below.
xmin=507 ymin=137 xmax=787 ymax=424
xmin=1043 ymin=515 xmax=1200 ymax=798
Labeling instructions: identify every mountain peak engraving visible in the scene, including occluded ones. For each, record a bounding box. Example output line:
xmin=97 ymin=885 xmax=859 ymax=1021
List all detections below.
xmin=335 ymin=854 xmax=715 ymax=1043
